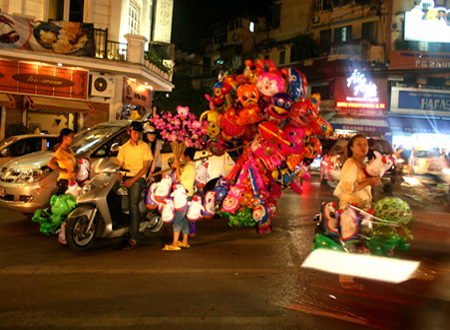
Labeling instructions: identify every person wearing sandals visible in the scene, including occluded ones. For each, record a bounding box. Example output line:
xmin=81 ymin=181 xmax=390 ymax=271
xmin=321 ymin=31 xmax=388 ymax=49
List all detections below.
xmin=47 ymin=128 xmax=77 ymax=196
xmin=163 ymin=147 xmax=196 ymax=251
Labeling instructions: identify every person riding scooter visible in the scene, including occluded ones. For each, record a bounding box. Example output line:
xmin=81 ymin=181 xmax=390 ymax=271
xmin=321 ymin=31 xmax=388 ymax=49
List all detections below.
xmin=116 ymin=121 xmax=153 ymax=251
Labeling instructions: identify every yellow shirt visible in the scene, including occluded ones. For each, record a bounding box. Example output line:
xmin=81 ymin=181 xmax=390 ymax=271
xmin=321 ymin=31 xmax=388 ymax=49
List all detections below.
xmin=180 ymin=160 xmax=196 ymax=197
xmin=53 ymin=147 xmax=76 ymax=181
xmin=117 ymin=139 xmax=153 ymax=177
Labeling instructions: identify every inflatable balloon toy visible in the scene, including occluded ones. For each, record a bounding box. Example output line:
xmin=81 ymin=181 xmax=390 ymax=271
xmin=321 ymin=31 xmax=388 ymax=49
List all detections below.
xmin=235 ymin=83 xmax=259 ymax=108
xmin=76 ymin=158 xmax=90 ymax=186
xmin=217 ymin=107 xmax=246 ymax=138
xmin=302 ymin=136 xmax=322 ymax=166
xmin=155 ymin=173 xmax=173 ymax=202
xmin=161 ymin=198 xmax=175 ymax=223
xmin=202 ymin=191 xmax=216 ymax=219
xmin=308 ymin=115 xmax=333 ymax=137
xmin=66 ymin=181 xmax=82 ymax=198
xmin=145 ymin=182 xmax=160 ymax=210
xmin=288 ymin=100 xmax=318 ymax=128
xmin=187 ymin=194 xmax=204 ymax=221
xmin=200 ymin=108 xmax=221 ymax=138
xmin=280 ymin=123 xmax=304 ymax=156
xmin=172 ymin=183 xmax=188 ymax=212
xmin=33 ymin=194 xmax=77 ymax=236
xmin=194 ymin=162 xmax=210 ymax=190
xmin=263 ymin=93 xmax=293 ymax=123
xmin=365 ymin=151 xmax=395 ymax=178
xmin=236 ymin=104 xmax=265 ymax=125
xmin=220 ymin=159 xmax=251 ymax=213
xmin=314 ymin=201 xmax=339 ymax=237
xmin=287 ymin=67 xmax=308 ymax=101
xmin=250 ymin=135 xmax=284 ymax=171
xmin=241 ymin=59 xmax=260 ymax=84
xmin=256 ymin=68 xmax=286 ymax=101
xmin=338 ymin=206 xmax=360 ymax=242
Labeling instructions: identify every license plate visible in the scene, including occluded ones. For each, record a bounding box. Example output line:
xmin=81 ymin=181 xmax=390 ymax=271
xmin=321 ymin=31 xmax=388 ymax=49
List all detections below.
xmin=0 ymin=188 xmax=4 ymax=197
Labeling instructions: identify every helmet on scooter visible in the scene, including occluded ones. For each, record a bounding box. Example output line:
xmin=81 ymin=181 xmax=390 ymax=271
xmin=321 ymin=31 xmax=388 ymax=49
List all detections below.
xmin=373 ymin=197 xmax=413 ymax=225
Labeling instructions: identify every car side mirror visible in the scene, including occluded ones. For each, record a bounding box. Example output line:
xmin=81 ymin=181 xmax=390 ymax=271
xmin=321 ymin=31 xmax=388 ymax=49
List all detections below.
xmin=1 ymin=148 xmax=10 ymax=157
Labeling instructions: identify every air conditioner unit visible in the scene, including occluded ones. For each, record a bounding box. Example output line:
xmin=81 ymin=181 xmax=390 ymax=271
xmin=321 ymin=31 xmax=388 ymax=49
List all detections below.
xmin=391 ymin=16 xmax=404 ymax=32
xmin=89 ymin=73 xmax=116 ymax=98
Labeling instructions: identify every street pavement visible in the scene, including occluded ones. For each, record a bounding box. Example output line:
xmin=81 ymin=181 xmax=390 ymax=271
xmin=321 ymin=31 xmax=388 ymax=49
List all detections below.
xmin=0 ymin=176 xmax=448 ymax=330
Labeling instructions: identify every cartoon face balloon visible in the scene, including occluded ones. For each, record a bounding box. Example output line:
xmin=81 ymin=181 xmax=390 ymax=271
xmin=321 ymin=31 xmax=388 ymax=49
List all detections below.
xmin=265 ymin=93 xmax=293 ymax=121
xmin=236 ymin=83 xmax=260 ymax=107
xmin=289 ymin=100 xmax=318 ymax=128
xmin=280 ymin=123 xmax=304 ymax=156
xmin=287 ymin=68 xmax=308 ymax=101
xmin=236 ymin=104 xmax=264 ymax=125
xmin=303 ymin=137 xmax=322 ymax=160
xmin=217 ymin=108 xmax=246 ymax=137
xmin=256 ymin=72 xmax=285 ymax=98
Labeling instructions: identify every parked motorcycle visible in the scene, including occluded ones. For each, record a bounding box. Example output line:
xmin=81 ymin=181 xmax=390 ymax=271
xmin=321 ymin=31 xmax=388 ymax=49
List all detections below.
xmin=65 ymin=158 xmax=164 ymax=251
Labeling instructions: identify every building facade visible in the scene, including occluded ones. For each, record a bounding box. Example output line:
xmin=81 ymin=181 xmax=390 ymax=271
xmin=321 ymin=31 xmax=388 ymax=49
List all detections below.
xmin=0 ymin=0 xmax=174 ymax=138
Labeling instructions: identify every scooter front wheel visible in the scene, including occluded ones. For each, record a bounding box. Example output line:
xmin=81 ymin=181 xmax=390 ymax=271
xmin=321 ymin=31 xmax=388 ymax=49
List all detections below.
xmin=143 ymin=213 xmax=164 ymax=237
xmin=66 ymin=215 xmax=97 ymax=251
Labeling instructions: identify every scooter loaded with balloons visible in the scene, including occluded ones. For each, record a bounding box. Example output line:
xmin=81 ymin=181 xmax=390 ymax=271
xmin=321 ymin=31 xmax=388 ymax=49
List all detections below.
xmin=312 ymin=197 xmax=414 ymax=256
xmin=64 ymin=158 xmax=164 ymax=251
xmin=312 ymin=155 xmax=414 ymax=256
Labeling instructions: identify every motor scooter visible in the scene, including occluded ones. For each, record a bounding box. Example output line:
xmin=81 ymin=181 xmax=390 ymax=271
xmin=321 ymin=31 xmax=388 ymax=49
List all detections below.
xmin=65 ymin=158 xmax=164 ymax=251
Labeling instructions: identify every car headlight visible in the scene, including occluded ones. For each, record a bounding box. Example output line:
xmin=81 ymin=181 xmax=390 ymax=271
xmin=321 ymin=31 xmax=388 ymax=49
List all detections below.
xmin=16 ymin=167 xmax=52 ymax=183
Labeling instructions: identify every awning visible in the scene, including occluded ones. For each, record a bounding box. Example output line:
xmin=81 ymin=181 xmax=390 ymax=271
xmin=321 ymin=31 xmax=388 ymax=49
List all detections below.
xmin=330 ymin=116 xmax=389 ymax=133
xmin=26 ymin=96 xmax=94 ymax=115
xmin=387 ymin=116 xmax=450 ymax=135
xmin=0 ymin=93 xmax=16 ymax=108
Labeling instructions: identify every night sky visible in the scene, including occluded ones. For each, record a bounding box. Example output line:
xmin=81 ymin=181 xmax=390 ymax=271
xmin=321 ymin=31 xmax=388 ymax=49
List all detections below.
xmin=171 ymin=0 xmax=274 ymax=52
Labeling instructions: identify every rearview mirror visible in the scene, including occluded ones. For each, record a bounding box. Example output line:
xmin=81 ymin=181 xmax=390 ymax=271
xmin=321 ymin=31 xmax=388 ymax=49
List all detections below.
xmin=0 ymin=148 xmax=10 ymax=157
xmin=110 ymin=143 xmax=121 ymax=153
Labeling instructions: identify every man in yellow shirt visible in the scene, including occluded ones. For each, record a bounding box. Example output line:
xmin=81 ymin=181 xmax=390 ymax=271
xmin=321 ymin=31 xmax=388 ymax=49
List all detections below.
xmin=117 ymin=121 xmax=153 ymax=250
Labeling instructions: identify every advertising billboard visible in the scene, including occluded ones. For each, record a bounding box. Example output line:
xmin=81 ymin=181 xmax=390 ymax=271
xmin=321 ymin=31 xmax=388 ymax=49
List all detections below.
xmin=335 ymin=69 xmax=386 ymax=111
xmin=404 ymin=0 xmax=450 ymax=43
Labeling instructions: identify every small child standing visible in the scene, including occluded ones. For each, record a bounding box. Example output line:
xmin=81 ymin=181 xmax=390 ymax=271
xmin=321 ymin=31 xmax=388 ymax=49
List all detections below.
xmin=163 ymin=147 xmax=196 ymax=251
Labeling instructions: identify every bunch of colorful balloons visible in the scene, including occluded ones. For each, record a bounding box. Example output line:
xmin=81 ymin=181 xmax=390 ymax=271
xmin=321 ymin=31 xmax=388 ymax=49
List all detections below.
xmin=199 ymin=59 xmax=333 ymax=232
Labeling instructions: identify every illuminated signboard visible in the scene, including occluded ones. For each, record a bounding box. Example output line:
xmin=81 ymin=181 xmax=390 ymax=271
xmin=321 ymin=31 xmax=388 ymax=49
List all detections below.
xmin=335 ymin=69 xmax=386 ymax=110
xmin=405 ymin=0 xmax=450 ymax=43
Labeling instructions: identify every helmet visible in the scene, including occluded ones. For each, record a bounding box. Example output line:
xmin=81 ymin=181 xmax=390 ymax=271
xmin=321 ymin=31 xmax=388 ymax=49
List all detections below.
xmin=129 ymin=121 xmax=143 ymax=132
xmin=373 ymin=197 xmax=413 ymax=225
xmin=143 ymin=123 xmax=156 ymax=134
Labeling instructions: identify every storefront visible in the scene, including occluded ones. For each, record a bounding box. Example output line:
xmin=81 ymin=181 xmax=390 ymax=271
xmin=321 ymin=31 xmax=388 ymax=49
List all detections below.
xmin=0 ymin=59 xmax=109 ymax=137
xmin=387 ymin=85 xmax=450 ymax=151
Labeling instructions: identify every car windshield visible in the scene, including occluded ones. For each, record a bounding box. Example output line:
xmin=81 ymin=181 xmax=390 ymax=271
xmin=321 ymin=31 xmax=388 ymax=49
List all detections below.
xmin=71 ymin=126 xmax=124 ymax=155
xmin=0 ymin=136 xmax=17 ymax=147
xmin=369 ymin=139 xmax=393 ymax=154
xmin=414 ymin=149 xmax=440 ymax=158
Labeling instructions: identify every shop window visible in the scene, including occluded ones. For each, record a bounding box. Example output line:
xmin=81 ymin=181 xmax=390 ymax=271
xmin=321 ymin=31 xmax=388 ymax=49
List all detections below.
xmin=334 ymin=25 xmax=352 ymax=43
xmin=128 ymin=0 xmax=141 ymax=35
xmin=270 ymin=4 xmax=281 ymax=29
xmin=311 ymin=84 xmax=331 ymax=100
xmin=362 ymin=21 xmax=377 ymax=43
xmin=279 ymin=51 xmax=286 ymax=65
xmin=320 ymin=29 xmax=331 ymax=54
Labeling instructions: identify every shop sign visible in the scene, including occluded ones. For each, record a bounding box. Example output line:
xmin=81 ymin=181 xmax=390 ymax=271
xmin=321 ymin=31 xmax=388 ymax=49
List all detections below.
xmin=122 ymin=78 xmax=152 ymax=108
xmin=389 ymin=51 xmax=450 ymax=70
xmin=405 ymin=1 xmax=450 ymax=43
xmin=335 ymin=70 xmax=386 ymax=110
xmin=0 ymin=12 xmax=95 ymax=57
xmin=398 ymin=89 xmax=450 ymax=112
xmin=336 ymin=125 xmax=386 ymax=133
xmin=0 ymin=60 xmax=88 ymax=99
